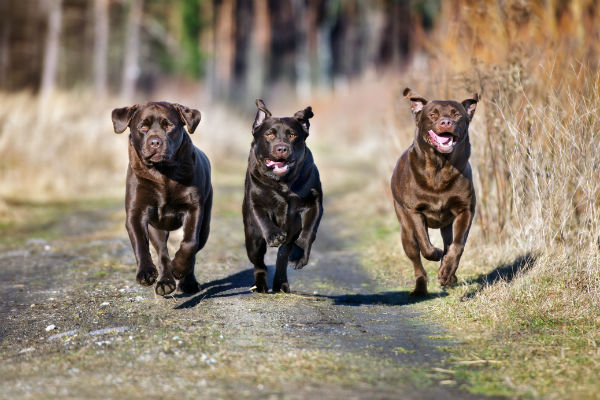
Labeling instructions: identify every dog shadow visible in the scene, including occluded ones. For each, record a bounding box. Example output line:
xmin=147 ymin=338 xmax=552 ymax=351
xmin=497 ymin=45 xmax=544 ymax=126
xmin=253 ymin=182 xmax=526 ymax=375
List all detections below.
xmin=173 ymin=268 xmax=256 ymax=309
xmin=305 ymin=290 xmax=448 ymax=306
xmin=461 ymin=252 xmax=536 ymax=299
xmin=174 ymin=266 xmax=445 ymax=309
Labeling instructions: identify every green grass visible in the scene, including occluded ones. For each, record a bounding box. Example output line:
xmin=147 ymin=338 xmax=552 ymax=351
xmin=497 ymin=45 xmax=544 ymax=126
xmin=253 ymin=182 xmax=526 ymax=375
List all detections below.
xmin=0 ymin=197 xmax=121 ymax=247
xmin=352 ymin=205 xmax=600 ymax=399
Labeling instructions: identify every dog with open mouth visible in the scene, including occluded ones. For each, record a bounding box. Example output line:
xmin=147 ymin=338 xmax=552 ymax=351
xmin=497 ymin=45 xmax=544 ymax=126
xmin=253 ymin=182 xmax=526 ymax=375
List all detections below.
xmin=111 ymin=101 xmax=212 ymax=296
xmin=242 ymin=99 xmax=323 ymax=293
xmin=391 ymin=88 xmax=479 ymax=296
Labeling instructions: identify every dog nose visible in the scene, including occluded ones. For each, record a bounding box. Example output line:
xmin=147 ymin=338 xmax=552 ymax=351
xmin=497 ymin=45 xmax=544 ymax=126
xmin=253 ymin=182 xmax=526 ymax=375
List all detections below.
xmin=148 ymin=136 xmax=163 ymax=149
xmin=439 ymin=118 xmax=454 ymax=130
xmin=274 ymin=145 xmax=289 ymax=158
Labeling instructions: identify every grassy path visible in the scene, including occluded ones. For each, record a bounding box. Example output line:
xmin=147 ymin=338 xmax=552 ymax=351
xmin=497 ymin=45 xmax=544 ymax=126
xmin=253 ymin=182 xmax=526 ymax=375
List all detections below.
xmin=0 ymin=167 xmax=497 ymax=399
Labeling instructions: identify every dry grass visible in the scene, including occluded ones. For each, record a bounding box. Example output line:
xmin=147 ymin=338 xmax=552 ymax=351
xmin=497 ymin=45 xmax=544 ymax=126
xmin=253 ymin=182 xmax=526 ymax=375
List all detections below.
xmin=0 ymin=89 xmax=251 ymax=202
xmin=349 ymin=1 xmax=600 ymax=397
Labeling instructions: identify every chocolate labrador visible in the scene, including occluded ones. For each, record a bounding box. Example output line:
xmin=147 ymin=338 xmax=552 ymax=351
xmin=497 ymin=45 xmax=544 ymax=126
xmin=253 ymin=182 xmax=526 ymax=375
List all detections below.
xmin=391 ymin=88 xmax=479 ymax=296
xmin=111 ymin=101 xmax=212 ymax=296
xmin=242 ymin=99 xmax=323 ymax=293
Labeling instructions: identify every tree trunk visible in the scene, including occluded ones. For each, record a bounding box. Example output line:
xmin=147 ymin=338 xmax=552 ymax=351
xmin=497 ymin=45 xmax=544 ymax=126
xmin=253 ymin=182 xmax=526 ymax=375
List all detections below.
xmin=212 ymin=0 xmax=235 ymax=99
xmin=40 ymin=0 xmax=62 ymax=96
xmin=94 ymin=0 xmax=109 ymax=97
xmin=293 ymin=0 xmax=310 ymax=101
xmin=232 ymin=0 xmax=254 ymax=103
xmin=121 ymin=0 xmax=143 ymax=100
xmin=246 ymin=0 xmax=269 ymax=102
xmin=0 ymin=7 xmax=10 ymax=89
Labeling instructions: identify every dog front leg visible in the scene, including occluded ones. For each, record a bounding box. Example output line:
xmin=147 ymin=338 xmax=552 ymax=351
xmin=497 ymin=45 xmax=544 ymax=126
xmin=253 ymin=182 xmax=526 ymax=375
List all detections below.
xmin=406 ymin=212 xmax=444 ymax=261
xmin=273 ymin=242 xmax=293 ymax=293
xmin=126 ymin=212 xmax=158 ymax=286
xmin=251 ymin=204 xmax=286 ymax=247
xmin=172 ymin=206 xmax=203 ymax=286
xmin=438 ymin=209 xmax=473 ymax=286
xmin=289 ymin=194 xmax=322 ymax=270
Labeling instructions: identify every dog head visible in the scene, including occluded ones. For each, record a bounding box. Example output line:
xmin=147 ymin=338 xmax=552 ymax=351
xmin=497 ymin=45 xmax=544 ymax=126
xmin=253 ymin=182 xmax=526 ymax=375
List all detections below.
xmin=250 ymin=99 xmax=314 ymax=181
xmin=403 ymin=88 xmax=479 ymax=154
xmin=111 ymin=102 xmax=201 ymax=165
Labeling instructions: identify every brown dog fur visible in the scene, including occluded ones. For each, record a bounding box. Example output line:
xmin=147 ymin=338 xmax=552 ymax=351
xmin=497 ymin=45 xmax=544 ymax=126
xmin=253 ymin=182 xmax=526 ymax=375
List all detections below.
xmin=391 ymin=88 xmax=479 ymax=296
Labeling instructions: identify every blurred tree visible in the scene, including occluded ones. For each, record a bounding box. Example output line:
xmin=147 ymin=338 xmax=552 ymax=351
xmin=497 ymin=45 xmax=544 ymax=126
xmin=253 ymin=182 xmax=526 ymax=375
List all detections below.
xmin=94 ymin=0 xmax=109 ymax=97
xmin=121 ymin=0 xmax=143 ymax=100
xmin=180 ymin=0 xmax=204 ymax=78
xmin=41 ymin=0 xmax=63 ymax=97
xmin=0 ymin=2 xmax=9 ymax=88
xmin=232 ymin=0 xmax=254 ymax=102
xmin=245 ymin=0 xmax=270 ymax=102
xmin=0 ymin=0 xmax=455 ymax=99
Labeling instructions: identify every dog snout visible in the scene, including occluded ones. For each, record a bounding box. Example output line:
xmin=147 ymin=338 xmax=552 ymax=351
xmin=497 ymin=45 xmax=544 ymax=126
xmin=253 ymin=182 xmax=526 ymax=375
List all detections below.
xmin=148 ymin=136 xmax=163 ymax=149
xmin=438 ymin=118 xmax=454 ymax=131
xmin=274 ymin=144 xmax=290 ymax=159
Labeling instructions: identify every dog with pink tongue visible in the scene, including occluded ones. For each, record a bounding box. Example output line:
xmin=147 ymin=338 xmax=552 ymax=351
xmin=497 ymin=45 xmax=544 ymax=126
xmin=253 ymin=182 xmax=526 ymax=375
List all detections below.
xmin=242 ymin=99 xmax=323 ymax=294
xmin=390 ymin=88 xmax=480 ymax=296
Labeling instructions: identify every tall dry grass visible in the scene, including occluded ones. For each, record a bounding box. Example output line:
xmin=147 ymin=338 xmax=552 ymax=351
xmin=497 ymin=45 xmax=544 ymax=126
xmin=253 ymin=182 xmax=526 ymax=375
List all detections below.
xmin=394 ymin=1 xmax=600 ymax=396
xmin=424 ymin=0 xmax=600 ymax=298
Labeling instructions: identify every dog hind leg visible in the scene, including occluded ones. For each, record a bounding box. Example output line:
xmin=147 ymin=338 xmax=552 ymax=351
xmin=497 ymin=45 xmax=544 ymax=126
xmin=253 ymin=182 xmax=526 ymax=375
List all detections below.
xmin=245 ymin=228 xmax=269 ymax=293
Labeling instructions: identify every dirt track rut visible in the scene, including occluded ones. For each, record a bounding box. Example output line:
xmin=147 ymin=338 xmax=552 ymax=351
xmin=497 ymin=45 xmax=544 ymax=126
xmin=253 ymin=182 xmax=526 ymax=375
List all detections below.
xmin=0 ymin=189 xmax=494 ymax=399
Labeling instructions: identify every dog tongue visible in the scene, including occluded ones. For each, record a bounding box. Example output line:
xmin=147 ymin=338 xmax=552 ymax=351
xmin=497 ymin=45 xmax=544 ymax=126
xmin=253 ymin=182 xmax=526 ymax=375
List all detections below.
xmin=266 ymin=160 xmax=286 ymax=168
xmin=428 ymin=130 xmax=452 ymax=145
xmin=266 ymin=159 xmax=289 ymax=175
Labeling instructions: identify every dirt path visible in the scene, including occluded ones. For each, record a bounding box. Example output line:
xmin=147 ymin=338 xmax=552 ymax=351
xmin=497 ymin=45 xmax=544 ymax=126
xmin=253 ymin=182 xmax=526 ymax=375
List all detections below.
xmin=0 ymin=183 xmax=493 ymax=399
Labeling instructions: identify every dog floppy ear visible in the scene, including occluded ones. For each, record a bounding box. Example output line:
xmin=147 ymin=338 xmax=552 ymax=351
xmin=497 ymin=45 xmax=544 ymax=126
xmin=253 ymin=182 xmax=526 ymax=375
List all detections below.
xmin=173 ymin=103 xmax=201 ymax=134
xmin=253 ymin=99 xmax=272 ymax=130
xmin=403 ymin=88 xmax=428 ymax=120
xmin=111 ymin=105 xmax=139 ymax=133
xmin=461 ymin=93 xmax=480 ymax=121
xmin=294 ymin=106 xmax=314 ymax=134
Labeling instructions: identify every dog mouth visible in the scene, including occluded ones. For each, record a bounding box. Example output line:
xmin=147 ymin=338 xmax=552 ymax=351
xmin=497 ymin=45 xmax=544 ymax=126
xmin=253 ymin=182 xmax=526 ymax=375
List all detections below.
xmin=427 ymin=130 xmax=458 ymax=153
xmin=265 ymin=159 xmax=293 ymax=175
xmin=145 ymin=151 xmax=170 ymax=163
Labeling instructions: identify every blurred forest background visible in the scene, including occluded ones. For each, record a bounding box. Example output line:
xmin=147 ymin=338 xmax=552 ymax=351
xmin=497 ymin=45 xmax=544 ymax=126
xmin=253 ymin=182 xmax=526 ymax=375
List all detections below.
xmin=0 ymin=0 xmax=438 ymax=103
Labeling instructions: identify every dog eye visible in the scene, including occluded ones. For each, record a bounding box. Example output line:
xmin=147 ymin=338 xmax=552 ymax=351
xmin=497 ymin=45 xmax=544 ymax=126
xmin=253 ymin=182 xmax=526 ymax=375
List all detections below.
xmin=429 ymin=112 xmax=437 ymax=120
xmin=289 ymin=132 xmax=297 ymax=139
xmin=139 ymin=125 xmax=149 ymax=132
xmin=266 ymin=132 xmax=276 ymax=140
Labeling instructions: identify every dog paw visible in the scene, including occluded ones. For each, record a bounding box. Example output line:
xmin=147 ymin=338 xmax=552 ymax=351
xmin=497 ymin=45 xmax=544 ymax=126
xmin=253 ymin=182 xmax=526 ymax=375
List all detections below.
xmin=171 ymin=260 xmax=191 ymax=280
xmin=424 ymin=247 xmax=444 ymax=261
xmin=176 ymin=275 xmax=200 ymax=294
xmin=154 ymin=278 xmax=176 ymax=296
xmin=136 ymin=267 xmax=158 ymax=286
xmin=439 ymin=273 xmax=458 ymax=287
xmin=289 ymin=244 xmax=308 ymax=269
xmin=273 ymin=282 xmax=290 ymax=293
xmin=250 ymin=281 xmax=269 ymax=293
xmin=410 ymin=276 xmax=428 ymax=296
xmin=289 ymin=256 xmax=309 ymax=270
xmin=266 ymin=231 xmax=287 ymax=247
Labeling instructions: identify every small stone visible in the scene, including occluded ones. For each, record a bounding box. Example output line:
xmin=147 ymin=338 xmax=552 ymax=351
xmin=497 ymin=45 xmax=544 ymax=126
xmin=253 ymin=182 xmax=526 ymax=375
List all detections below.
xmin=100 ymin=301 xmax=109 ymax=307
xmin=45 ymin=324 xmax=56 ymax=332
xmin=18 ymin=347 xmax=35 ymax=354
xmin=440 ymin=380 xmax=456 ymax=385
